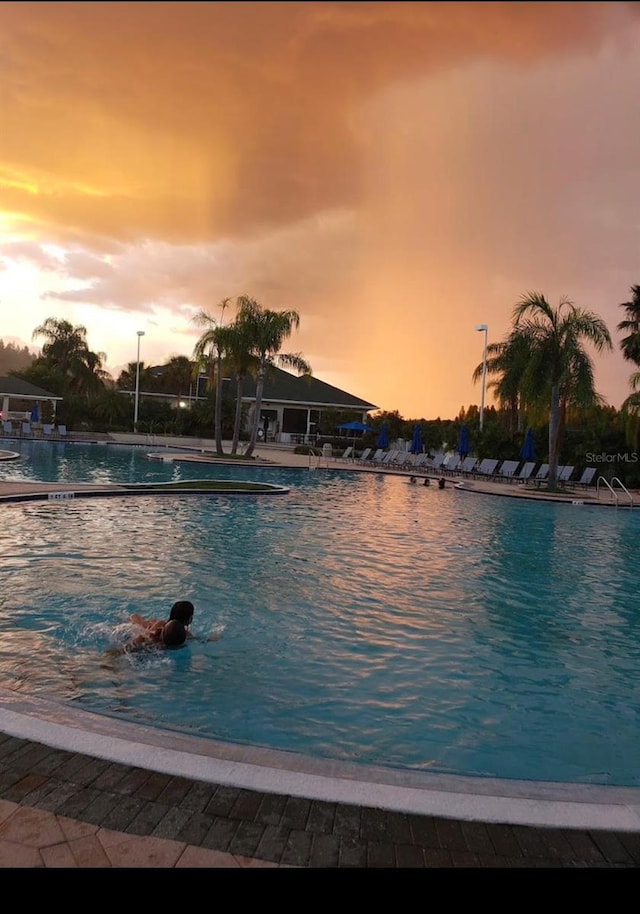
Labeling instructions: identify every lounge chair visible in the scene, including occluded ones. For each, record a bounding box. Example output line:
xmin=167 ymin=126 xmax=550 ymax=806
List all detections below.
xmin=399 ymin=452 xmax=415 ymax=468
xmin=379 ymin=450 xmax=399 ymax=466
xmin=337 ymin=445 xmax=353 ymax=461
xmin=460 ymin=456 xmax=478 ymax=475
xmin=475 ymin=458 xmax=500 ymax=477
xmin=21 ymin=422 xmax=31 ymax=436
xmin=410 ymin=453 xmax=428 ymax=471
xmin=497 ymin=460 xmax=520 ymax=481
xmin=532 ymin=464 xmax=549 ymax=485
xmin=358 ymin=447 xmax=372 ymax=464
xmin=575 ymin=467 xmax=597 ymax=488
xmin=442 ymin=454 xmax=461 ymax=474
xmin=429 ymin=454 xmax=446 ymax=471
xmin=514 ymin=461 xmax=536 ymax=483
xmin=389 ymin=451 xmax=411 ymax=469
xmin=373 ymin=449 xmax=392 ymax=466
xmin=42 ymin=424 xmax=53 ymax=438
xmin=1 ymin=421 xmax=12 ymax=436
xmin=558 ymin=465 xmax=575 ymax=484
xmin=368 ymin=448 xmax=385 ymax=465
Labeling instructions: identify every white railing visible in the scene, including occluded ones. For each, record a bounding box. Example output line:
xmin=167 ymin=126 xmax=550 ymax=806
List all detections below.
xmin=596 ymin=476 xmax=634 ymax=508
xmin=307 ymin=447 xmax=328 ymax=471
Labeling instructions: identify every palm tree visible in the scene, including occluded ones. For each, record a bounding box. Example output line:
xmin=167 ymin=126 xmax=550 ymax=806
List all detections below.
xmin=222 ymin=305 xmax=259 ymax=454
xmin=617 ymin=284 xmax=640 ymax=367
xmin=237 ymin=297 xmax=311 ymax=458
xmin=92 ymin=386 xmax=131 ymax=428
xmin=74 ymin=348 xmax=111 ymax=397
xmin=192 ymin=299 xmax=232 ymax=455
xmin=32 ymin=318 xmax=88 ymax=370
xmin=116 ymin=361 xmax=155 ymax=389
xmin=617 ymin=285 xmax=640 ymax=452
xmin=32 ymin=317 xmax=108 ymax=396
xmin=472 ymin=329 xmax=536 ymax=435
xmin=620 ymin=369 xmax=640 ymax=452
xmin=512 ymin=292 xmax=612 ymax=488
xmin=158 ymin=356 xmax=195 ymax=399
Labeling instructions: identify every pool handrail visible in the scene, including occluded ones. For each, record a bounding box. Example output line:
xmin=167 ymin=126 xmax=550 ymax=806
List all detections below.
xmin=596 ymin=475 xmax=634 ymax=508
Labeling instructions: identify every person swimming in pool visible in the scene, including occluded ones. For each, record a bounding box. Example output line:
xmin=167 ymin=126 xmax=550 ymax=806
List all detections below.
xmin=130 ymin=599 xmax=195 ymax=640
xmin=129 ymin=600 xmax=220 ymax=644
xmin=106 ymin=618 xmax=187 ymax=656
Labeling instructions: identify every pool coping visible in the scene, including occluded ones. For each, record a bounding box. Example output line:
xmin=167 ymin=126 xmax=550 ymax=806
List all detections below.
xmin=2 ymin=688 xmax=640 ymax=833
xmin=0 ymin=487 xmax=290 ymax=504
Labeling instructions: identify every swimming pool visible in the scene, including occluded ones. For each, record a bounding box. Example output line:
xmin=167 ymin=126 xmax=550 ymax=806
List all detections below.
xmin=1 ymin=438 xmax=639 ymax=787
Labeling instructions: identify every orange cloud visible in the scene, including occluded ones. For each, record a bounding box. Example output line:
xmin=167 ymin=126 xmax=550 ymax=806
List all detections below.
xmin=1 ymin=1 xmax=628 ymax=244
xmin=1 ymin=2 xmax=639 ymax=418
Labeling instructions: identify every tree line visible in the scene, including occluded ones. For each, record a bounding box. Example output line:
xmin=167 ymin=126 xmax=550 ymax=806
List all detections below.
xmin=5 ymin=285 xmax=640 ymax=486
xmin=0 ymin=340 xmax=37 ymax=376
xmin=468 ymin=287 xmax=640 ymax=489
xmin=7 ymin=297 xmax=310 ymax=455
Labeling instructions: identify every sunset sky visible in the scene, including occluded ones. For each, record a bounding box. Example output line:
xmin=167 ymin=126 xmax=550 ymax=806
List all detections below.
xmin=1 ymin=1 xmax=639 ymax=419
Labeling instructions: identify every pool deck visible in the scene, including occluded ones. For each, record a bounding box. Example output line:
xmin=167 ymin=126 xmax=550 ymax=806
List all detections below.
xmin=1 ymin=440 xmax=639 ymax=867
xmin=1 ymin=438 xmax=638 ymax=506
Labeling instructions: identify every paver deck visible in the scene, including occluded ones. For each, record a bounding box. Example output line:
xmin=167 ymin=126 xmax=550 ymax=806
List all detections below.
xmin=2 ymin=730 xmax=639 ymax=868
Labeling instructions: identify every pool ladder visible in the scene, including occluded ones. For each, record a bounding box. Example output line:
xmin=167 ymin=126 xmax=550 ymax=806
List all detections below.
xmin=596 ymin=475 xmax=634 ymax=508
xmin=307 ymin=447 xmax=329 ymax=471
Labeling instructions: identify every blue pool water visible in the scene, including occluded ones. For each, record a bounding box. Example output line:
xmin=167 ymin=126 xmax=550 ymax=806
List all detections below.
xmin=1 ymin=438 xmax=639 ymax=786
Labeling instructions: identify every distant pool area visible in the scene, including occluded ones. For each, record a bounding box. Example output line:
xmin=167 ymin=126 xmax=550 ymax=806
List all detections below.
xmin=1 ymin=438 xmax=639 ymax=789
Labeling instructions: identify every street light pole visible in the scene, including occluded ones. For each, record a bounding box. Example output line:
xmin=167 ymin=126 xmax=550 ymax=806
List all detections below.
xmin=133 ymin=330 xmax=145 ymax=433
xmin=475 ymin=324 xmax=488 ymax=431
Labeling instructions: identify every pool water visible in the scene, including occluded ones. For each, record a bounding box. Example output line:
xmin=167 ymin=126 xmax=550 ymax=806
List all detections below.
xmin=1 ymin=439 xmax=639 ymax=786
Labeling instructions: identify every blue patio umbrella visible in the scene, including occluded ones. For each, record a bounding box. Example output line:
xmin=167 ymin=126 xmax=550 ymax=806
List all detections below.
xmin=457 ymin=423 xmax=471 ymax=458
xmin=338 ymin=420 xmax=374 ymax=454
xmin=30 ymin=402 xmax=40 ymax=423
xmin=520 ymin=427 xmax=536 ymax=461
xmin=410 ymin=423 xmax=423 ymax=454
xmin=376 ymin=422 xmax=389 ymax=449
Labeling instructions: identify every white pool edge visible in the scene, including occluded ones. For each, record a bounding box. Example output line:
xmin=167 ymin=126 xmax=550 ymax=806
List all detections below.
xmin=2 ymin=689 xmax=640 ymax=833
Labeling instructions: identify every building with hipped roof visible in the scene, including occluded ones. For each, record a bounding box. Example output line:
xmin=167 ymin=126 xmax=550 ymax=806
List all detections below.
xmin=0 ymin=376 xmax=63 ymax=422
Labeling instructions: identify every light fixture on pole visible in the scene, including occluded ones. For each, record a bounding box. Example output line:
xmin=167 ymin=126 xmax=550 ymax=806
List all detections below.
xmin=475 ymin=324 xmax=488 ymax=431
xmin=133 ymin=330 xmax=145 ymax=432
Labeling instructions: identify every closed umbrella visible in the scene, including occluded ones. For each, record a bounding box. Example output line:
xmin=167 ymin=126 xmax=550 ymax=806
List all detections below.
xmin=377 ymin=422 xmax=389 ymax=449
xmin=457 ymin=424 xmax=471 ymax=459
xmin=30 ymin=402 xmax=40 ymax=423
xmin=410 ymin=423 xmax=423 ymax=454
xmin=520 ymin=427 xmax=536 ymax=461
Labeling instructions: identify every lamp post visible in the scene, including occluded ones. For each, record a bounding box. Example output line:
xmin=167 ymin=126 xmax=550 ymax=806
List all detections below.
xmin=475 ymin=324 xmax=488 ymax=431
xmin=133 ymin=330 xmax=145 ymax=433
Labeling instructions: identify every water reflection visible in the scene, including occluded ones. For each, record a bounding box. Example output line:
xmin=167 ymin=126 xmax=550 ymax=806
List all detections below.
xmin=0 ymin=442 xmax=639 ymax=784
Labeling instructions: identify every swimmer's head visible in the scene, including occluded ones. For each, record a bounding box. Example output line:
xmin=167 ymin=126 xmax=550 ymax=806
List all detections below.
xmin=169 ymin=600 xmax=194 ymax=627
xmin=161 ymin=619 xmax=187 ymax=647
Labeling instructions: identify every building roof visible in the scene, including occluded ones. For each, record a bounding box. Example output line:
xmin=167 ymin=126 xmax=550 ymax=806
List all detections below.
xmin=0 ymin=376 xmax=63 ymax=401
xmin=237 ymin=367 xmax=378 ymax=411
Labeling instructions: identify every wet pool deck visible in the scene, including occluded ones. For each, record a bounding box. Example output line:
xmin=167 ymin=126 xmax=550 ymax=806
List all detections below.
xmin=1 ymin=441 xmax=639 ymax=867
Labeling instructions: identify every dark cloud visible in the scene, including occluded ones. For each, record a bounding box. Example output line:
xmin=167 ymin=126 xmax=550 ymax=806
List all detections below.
xmin=0 ymin=1 xmax=630 ymax=244
xmin=1 ymin=2 xmax=639 ymax=416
